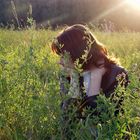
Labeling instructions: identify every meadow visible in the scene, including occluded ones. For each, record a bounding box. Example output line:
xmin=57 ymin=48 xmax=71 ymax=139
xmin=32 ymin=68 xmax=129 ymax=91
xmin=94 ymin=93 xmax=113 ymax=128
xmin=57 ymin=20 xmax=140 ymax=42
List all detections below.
xmin=0 ymin=27 xmax=140 ymax=140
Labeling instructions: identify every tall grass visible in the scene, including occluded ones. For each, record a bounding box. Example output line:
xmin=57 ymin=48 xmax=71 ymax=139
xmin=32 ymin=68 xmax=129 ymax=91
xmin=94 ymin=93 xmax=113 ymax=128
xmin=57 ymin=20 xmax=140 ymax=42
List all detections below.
xmin=0 ymin=28 xmax=140 ymax=140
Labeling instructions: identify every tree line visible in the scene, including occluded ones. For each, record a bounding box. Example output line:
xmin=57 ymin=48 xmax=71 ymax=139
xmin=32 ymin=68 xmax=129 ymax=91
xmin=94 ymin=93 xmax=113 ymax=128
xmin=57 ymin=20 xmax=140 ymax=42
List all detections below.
xmin=0 ymin=0 xmax=140 ymax=31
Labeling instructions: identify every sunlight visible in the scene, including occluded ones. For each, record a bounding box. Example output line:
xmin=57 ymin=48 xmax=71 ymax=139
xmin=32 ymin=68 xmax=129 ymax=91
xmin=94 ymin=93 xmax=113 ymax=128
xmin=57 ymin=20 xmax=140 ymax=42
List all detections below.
xmin=93 ymin=1 xmax=126 ymax=21
xmin=91 ymin=0 xmax=140 ymax=24
xmin=125 ymin=0 xmax=140 ymax=10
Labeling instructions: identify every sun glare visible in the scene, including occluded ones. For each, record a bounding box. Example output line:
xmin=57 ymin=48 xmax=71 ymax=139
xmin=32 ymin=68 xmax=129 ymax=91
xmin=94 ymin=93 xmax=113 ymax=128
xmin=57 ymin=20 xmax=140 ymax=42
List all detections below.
xmin=125 ymin=0 xmax=140 ymax=9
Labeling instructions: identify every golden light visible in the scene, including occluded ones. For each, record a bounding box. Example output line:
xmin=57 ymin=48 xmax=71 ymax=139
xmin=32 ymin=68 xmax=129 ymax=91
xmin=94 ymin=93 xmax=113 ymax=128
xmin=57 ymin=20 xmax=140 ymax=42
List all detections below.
xmin=125 ymin=0 xmax=140 ymax=10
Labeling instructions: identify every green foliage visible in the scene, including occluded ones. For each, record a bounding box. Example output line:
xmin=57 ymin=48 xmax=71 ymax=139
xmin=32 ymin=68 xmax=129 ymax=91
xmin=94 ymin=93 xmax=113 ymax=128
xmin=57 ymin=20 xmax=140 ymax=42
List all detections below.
xmin=0 ymin=28 xmax=140 ymax=140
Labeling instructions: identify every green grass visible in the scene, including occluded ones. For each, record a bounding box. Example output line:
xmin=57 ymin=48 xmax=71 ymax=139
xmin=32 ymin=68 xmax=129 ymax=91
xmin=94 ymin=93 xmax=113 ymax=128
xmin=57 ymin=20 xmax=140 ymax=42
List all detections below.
xmin=0 ymin=28 xmax=140 ymax=140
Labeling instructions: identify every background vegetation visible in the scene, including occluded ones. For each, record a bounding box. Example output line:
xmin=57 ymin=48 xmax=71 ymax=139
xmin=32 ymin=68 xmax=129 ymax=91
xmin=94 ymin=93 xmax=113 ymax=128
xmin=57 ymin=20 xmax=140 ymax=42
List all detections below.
xmin=0 ymin=26 xmax=140 ymax=139
xmin=0 ymin=0 xmax=140 ymax=31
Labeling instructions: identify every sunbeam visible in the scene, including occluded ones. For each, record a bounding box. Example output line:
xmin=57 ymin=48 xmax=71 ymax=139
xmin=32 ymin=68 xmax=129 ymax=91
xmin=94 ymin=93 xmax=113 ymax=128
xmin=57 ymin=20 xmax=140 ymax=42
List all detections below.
xmin=93 ymin=1 xmax=126 ymax=21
